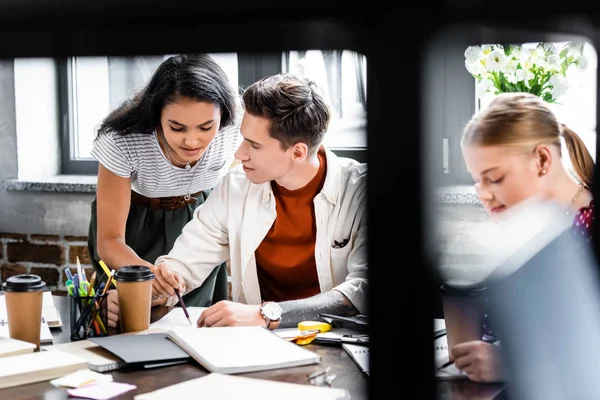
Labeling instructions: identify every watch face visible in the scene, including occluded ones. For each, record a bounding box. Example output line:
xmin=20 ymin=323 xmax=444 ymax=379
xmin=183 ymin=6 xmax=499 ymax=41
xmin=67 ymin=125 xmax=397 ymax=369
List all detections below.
xmin=263 ymin=302 xmax=282 ymax=320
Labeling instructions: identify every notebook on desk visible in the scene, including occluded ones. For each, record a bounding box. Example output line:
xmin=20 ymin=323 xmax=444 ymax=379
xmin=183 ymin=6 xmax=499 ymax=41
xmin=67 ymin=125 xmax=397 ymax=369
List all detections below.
xmin=0 ymin=315 xmax=53 ymax=344
xmin=167 ymin=326 xmax=321 ymax=374
xmin=89 ymin=332 xmax=191 ymax=369
xmin=0 ymin=349 xmax=88 ymax=389
xmin=342 ymin=343 xmax=369 ymax=376
xmin=134 ymin=372 xmax=350 ymax=400
xmin=43 ymin=339 xmax=127 ymax=373
xmin=0 ymin=291 xmax=62 ymax=329
xmin=0 ymin=336 xmax=36 ymax=358
xmin=42 ymin=291 xmax=63 ymax=328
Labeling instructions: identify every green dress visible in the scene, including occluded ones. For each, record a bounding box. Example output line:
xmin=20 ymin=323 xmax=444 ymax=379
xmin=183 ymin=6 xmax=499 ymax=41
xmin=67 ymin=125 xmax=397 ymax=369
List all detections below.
xmin=87 ymin=189 xmax=229 ymax=307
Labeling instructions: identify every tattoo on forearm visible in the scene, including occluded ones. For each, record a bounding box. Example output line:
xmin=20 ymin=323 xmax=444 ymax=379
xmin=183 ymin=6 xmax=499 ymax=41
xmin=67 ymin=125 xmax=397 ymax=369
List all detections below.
xmin=277 ymin=291 xmax=359 ymax=329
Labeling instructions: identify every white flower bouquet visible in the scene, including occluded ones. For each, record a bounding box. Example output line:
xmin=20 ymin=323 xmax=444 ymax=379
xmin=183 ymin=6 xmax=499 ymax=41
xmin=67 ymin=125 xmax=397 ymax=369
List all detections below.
xmin=464 ymin=42 xmax=588 ymax=103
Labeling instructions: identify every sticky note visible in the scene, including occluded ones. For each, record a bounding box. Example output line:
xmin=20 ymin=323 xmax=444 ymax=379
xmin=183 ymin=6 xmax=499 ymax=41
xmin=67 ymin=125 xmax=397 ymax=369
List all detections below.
xmin=67 ymin=381 xmax=137 ymax=399
xmin=50 ymin=368 xmax=113 ymax=388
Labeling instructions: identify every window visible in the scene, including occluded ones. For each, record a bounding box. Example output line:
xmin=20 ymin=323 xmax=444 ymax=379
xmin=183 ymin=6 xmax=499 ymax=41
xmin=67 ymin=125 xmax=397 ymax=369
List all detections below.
xmin=427 ymin=32 xmax=598 ymax=187
xmin=475 ymin=40 xmax=597 ymax=169
xmin=59 ymin=51 xmax=367 ymax=175
xmin=283 ymin=50 xmax=367 ymax=150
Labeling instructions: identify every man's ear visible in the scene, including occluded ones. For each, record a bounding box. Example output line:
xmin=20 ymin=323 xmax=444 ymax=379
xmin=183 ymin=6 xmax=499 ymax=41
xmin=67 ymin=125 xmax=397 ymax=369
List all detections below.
xmin=291 ymin=142 xmax=309 ymax=161
xmin=534 ymin=144 xmax=553 ymax=174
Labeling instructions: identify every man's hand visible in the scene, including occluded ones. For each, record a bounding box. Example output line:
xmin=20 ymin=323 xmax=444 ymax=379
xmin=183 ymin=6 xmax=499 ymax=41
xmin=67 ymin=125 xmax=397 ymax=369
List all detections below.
xmin=451 ymin=340 xmax=504 ymax=383
xmin=197 ymin=300 xmax=266 ymax=328
xmin=105 ymin=288 xmax=170 ymax=328
xmin=151 ymin=262 xmax=186 ymax=299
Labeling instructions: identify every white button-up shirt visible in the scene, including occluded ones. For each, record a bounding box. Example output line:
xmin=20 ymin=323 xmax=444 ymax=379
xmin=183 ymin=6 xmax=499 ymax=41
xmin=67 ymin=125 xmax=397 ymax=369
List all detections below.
xmin=156 ymin=148 xmax=368 ymax=314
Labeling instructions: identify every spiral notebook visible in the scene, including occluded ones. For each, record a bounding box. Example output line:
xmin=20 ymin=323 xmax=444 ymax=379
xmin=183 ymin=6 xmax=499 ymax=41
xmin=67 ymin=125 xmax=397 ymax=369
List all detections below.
xmin=42 ymin=339 xmax=126 ymax=373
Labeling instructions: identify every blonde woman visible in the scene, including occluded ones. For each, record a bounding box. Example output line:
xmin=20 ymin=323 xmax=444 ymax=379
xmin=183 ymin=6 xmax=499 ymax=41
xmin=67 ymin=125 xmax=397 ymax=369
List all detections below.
xmin=453 ymin=92 xmax=595 ymax=382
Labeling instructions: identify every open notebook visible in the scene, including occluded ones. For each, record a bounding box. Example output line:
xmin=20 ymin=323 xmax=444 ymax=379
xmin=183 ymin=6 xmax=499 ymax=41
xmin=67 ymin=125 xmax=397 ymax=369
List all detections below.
xmin=167 ymin=326 xmax=321 ymax=374
xmin=148 ymin=306 xmax=206 ymax=331
xmin=134 ymin=372 xmax=350 ymax=400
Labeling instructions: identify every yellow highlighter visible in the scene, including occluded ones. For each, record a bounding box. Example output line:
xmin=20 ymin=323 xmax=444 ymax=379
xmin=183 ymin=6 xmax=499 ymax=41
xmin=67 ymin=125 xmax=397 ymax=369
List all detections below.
xmin=98 ymin=260 xmax=117 ymax=288
xmin=298 ymin=320 xmax=332 ymax=333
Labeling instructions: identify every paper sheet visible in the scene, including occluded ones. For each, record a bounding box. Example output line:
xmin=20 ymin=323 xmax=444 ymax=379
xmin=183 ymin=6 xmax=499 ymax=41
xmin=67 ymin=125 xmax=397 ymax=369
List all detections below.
xmin=67 ymin=381 xmax=136 ymax=399
xmin=148 ymin=306 xmax=207 ymax=331
xmin=134 ymin=372 xmax=350 ymax=400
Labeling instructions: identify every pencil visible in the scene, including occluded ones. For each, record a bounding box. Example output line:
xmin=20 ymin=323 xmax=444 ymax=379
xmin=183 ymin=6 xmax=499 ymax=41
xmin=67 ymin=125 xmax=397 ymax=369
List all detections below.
xmin=174 ymin=288 xmax=192 ymax=326
xmin=98 ymin=260 xmax=117 ymax=288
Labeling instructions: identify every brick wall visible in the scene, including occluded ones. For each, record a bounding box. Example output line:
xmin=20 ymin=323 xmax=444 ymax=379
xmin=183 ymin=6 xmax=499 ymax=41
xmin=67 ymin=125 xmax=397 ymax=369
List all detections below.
xmin=0 ymin=232 xmax=233 ymax=299
xmin=0 ymin=233 xmax=92 ymax=295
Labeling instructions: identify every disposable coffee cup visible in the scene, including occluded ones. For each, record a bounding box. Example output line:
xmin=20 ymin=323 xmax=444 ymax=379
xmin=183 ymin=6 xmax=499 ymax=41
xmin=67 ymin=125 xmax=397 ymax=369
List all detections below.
xmin=2 ymin=274 xmax=47 ymax=349
xmin=114 ymin=266 xmax=155 ymax=333
xmin=440 ymin=278 xmax=486 ymax=359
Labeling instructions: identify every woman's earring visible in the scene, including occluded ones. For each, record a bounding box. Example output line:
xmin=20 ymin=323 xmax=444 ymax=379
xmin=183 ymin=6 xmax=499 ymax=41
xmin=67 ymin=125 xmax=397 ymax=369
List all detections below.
xmin=540 ymin=169 xmax=547 ymax=176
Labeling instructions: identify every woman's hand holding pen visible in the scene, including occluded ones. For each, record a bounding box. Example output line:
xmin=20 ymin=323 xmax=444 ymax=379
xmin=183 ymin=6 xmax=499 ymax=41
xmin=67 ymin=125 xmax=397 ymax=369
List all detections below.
xmin=151 ymin=262 xmax=186 ymax=299
xmin=450 ymin=340 xmax=504 ymax=383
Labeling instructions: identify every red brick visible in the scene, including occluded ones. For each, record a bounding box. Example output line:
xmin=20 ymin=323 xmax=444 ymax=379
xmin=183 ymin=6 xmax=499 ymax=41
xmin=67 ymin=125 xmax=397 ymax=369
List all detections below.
xmin=0 ymin=233 xmax=26 ymax=241
xmin=7 ymin=242 xmax=64 ymax=264
xmin=0 ymin=263 xmax=27 ymax=282
xmin=30 ymin=234 xmax=60 ymax=242
xmin=29 ymin=267 xmax=60 ymax=287
xmin=65 ymin=236 xmax=88 ymax=242
xmin=68 ymin=246 xmax=91 ymax=264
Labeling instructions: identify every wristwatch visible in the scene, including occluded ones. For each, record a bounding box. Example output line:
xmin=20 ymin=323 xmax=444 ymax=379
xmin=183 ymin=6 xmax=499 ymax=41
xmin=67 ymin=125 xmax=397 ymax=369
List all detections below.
xmin=260 ymin=301 xmax=282 ymax=330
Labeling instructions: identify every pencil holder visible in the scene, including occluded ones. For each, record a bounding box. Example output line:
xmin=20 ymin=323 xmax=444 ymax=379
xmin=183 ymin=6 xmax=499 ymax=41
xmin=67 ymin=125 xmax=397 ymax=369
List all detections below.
xmin=69 ymin=292 xmax=109 ymax=341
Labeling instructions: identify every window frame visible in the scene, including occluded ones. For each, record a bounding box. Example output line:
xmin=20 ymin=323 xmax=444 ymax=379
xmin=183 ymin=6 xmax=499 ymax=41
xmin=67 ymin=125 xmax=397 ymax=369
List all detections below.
xmin=58 ymin=53 xmax=283 ymax=175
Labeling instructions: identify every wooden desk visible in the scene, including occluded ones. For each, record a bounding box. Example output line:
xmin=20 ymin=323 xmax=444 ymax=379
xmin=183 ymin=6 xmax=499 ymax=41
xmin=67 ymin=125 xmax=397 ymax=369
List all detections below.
xmin=437 ymin=380 xmax=506 ymax=400
xmin=0 ymin=295 xmax=369 ymax=399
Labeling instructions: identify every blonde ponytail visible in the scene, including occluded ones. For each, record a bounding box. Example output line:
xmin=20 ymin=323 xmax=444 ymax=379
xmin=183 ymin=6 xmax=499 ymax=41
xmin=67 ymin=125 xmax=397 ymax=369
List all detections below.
xmin=561 ymin=123 xmax=595 ymax=189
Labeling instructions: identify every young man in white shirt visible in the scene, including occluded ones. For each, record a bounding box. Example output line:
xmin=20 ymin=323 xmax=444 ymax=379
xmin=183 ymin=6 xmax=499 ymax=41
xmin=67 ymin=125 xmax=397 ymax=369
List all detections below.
xmin=106 ymin=73 xmax=367 ymax=329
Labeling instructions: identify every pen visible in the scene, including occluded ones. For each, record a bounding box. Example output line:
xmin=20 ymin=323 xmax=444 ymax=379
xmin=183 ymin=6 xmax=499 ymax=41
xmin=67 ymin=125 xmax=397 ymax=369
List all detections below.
xmin=340 ymin=334 xmax=369 ymax=344
xmin=437 ymin=338 xmax=499 ymax=371
xmin=434 ymin=328 xmax=446 ymax=341
xmin=438 ymin=359 xmax=455 ymax=370
xmin=87 ymin=270 xmax=114 ymax=334
xmin=64 ymin=267 xmax=74 ymax=283
xmin=174 ymin=288 xmax=193 ymax=326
